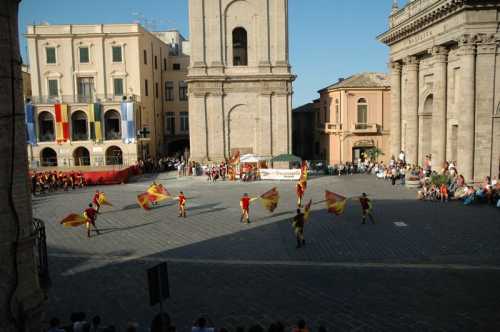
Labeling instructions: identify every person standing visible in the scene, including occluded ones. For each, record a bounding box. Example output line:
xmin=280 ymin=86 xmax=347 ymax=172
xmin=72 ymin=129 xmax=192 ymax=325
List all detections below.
xmin=92 ymin=190 xmax=101 ymax=213
xmin=84 ymin=203 xmax=100 ymax=238
xmin=296 ymin=181 xmax=305 ymax=208
xmin=292 ymin=209 xmax=306 ymax=248
xmin=359 ymin=193 xmax=375 ymax=225
xmin=178 ymin=191 xmax=187 ymax=218
xmin=240 ymin=193 xmax=251 ymax=224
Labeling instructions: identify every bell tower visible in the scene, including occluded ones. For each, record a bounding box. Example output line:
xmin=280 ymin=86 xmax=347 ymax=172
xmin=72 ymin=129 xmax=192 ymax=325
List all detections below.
xmin=187 ymin=0 xmax=295 ymax=162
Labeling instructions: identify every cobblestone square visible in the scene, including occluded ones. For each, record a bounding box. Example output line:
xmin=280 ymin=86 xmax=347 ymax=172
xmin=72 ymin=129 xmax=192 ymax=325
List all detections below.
xmin=34 ymin=174 xmax=500 ymax=331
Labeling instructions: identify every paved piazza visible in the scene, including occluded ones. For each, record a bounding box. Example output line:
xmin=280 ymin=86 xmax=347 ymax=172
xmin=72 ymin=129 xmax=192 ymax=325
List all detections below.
xmin=34 ymin=174 xmax=500 ymax=331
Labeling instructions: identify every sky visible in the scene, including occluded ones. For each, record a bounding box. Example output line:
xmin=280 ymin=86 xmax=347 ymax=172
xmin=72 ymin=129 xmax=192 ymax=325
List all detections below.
xmin=18 ymin=0 xmax=394 ymax=107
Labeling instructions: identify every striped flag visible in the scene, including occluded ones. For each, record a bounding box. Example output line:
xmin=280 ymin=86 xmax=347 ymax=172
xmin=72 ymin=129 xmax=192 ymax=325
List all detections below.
xmin=55 ymin=103 xmax=69 ymax=143
xmin=98 ymin=192 xmax=112 ymax=206
xmin=137 ymin=192 xmax=152 ymax=210
xmin=260 ymin=187 xmax=280 ymax=213
xmin=147 ymin=184 xmax=171 ymax=203
xmin=60 ymin=213 xmax=88 ymax=227
xmin=325 ymin=191 xmax=347 ymax=215
xmin=89 ymin=103 xmax=103 ymax=141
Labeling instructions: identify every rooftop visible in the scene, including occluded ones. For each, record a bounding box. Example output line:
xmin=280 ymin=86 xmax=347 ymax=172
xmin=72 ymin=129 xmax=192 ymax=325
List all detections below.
xmin=319 ymin=72 xmax=390 ymax=92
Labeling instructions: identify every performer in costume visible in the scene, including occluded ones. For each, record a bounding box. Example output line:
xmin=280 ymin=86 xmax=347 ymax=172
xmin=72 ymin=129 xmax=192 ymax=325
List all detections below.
xmin=359 ymin=193 xmax=375 ymax=224
xmin=84 ymin=203 xmax=100 ymax=238
xmin=240 ymin=193 xmax=252 ymax=224
xmin=178 ymin=191 xmax=187 ymax=218
xmin=296 ymin=181 xmax=305 ymax=208
xmin=292 ymin=208 xmax=306 ymax=248
xmin=92 ymin=190 xmax=101 ymax=213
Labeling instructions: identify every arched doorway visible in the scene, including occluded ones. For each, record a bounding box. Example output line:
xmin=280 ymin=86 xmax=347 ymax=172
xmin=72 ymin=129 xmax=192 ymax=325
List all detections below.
xmin=105 ymin=146 xmax=123 ymax=165
xmin=420 ymin=94 xmax=433 ymax=164
xmin=40 ymin=147 xmax=57 ymax=167
xmin=38 ymin=111 xmax=55 ymax=142
xmin=104 ymin=110 xmax=121 ymax=140
xmin=228 ymin=104 xmax=255 ymax=154
xmin=73 ymin=147 xmax=90 ymax=166
xmin=71 ymin=110 xmax=88 ymax=141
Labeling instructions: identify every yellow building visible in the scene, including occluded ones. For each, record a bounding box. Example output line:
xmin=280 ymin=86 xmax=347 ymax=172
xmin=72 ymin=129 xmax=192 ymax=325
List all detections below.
xmin=317 ymin=73 xmax=391 ymax=165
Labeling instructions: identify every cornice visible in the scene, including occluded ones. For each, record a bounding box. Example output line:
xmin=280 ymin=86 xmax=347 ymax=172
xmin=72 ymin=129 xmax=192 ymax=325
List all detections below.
xmin=377 ymin=0 xmax=500 ymax=46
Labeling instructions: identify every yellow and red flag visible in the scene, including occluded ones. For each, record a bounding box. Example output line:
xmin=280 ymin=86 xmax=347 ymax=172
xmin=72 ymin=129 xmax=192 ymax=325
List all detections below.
xmin=304 ymin=199 xmax=313 ymax=222
xmin=137 ymin=192 xmax=152 ymax=210
xmin=147 ymin=184 xmax=171 ymax=203
xmin=229 ymin=150 xmax=240 ymax=165
xmin=299 ymin=161 xmax=308 ymax=190
xmin=98 ymin=192 xmax=113 ymax=206
xmin=260 ymin=187 xmax=280 ymax=213
xmin=60 ymin=213 xmax=88 ymax=227
xmin=325 ymin=191 xmax=347 ymax=215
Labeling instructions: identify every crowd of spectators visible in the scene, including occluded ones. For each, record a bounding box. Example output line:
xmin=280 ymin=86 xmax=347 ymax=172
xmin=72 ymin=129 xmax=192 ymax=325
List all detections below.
xmin=47 ymin=313 xmax=321 ymax=332
xmin=31 ymin=171 xmax=86 ymax=195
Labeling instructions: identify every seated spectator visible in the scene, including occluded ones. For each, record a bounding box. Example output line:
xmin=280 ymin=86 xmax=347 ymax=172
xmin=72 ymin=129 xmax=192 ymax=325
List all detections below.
xmin=48 ymin=318 xmax=65 ymax=332
xmin=192 ymin=316 xmax=214 ymax=332
xmin=292 ymin=319 xmax=309 ymax=332
xmin=463 ymin=186 xmax=476 ymax=205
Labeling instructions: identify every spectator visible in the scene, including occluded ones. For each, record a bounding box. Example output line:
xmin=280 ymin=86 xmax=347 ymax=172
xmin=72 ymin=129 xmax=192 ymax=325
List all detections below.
xmin=192 ymin=316 xmax=214 ymax=332
xmin=90 ymin=315 xmax=102 ymax=332
xmin=292 ymin=320 xmax=309 ymax=332
xmin=48 ymin=317 xmax=65 ymax=332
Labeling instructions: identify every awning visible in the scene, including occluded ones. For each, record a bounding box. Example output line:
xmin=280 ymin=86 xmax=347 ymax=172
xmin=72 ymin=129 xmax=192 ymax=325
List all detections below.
xmin=270 ymin=154 xmax=302 ymax=163
xmin=240 ymin=154 xmax=267 ymax=163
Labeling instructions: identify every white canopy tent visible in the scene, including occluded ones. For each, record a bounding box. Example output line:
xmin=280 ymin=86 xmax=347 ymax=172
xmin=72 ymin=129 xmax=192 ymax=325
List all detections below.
xmin=240 ymin=154 xmax=267 ymax=163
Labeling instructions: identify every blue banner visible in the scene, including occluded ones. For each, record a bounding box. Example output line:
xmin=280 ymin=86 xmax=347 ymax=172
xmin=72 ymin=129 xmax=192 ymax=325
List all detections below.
xmin=25 ymin=103 xmax=36 ymax=145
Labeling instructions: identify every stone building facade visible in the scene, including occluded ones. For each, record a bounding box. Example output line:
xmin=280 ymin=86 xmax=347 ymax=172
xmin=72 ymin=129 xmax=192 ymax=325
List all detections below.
xmin=25 ymin=24 xmax=170 ymax=168
xmin=378 ymin=0 xmax=500 ymax=182
xmin=292 ymin=102 xmax=319 ymax=160
xmin=187 ymin=0 xmax=295 ymax=162
xmin=317 ymin=73 xmax=392 ymax=165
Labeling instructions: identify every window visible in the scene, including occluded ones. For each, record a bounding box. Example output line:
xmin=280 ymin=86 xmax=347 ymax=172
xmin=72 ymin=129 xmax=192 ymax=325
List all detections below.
xmin=112 ymin=46 xmax=122 ymax=62
xmin=172 ymin=63 xmax=181 ymax=71
xmin=77 ymin=77 xmax=95 ymax=103
xmin=163 ymin=58 xmax=167 ymax=71
xmin=79 ymin=47 xmax=89 ymax=63
xmin=179 ymin=81 xmax=188 ymax=101
xmin=48 ymin=79 xmax=58 ymax=97
xmin=144 ymin=50 xmax=147 ymax=65
xmin=357 ymin=98 xmax=368 ymax=124
xmin=335 ymin=99 xmax=340 ymax=123
xmin=165 ymin=81 xmax=174 ymax=101
xmin=113 ymin=78 xmax=124 ymax=96
xmin=180 ymin=112 xmax=189 ymax=132
xmin=145 ymin=79 xmax=149 ymax=97
xmin=232 ymin=27 xmax=248 ymax=66
xmin=46 ymin=47 xmax=56 ymax=64
xmin=155 ymin=82 xmax=159 ymax=99
xmin=154 ymin=56 xmax=158 ymax=69
xmin=165 ymin=112 xmax=175 ymax=135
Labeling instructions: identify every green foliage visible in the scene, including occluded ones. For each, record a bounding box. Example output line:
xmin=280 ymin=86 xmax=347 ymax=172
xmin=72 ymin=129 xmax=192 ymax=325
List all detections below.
xmin=431 ymin=174 xmax=449 ymax=186
xmin=366 ymin=148 xmax=384 ymax=161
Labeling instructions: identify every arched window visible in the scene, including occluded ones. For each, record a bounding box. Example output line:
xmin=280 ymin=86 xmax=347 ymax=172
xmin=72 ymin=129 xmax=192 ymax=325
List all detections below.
xmin=335 ymin=99 xmax=340 ymax=123
xmin=38 ymin=111 xmax=55 ymax=142
xmin=105 ymin=146 xmax=123 ymax=165
xmin=233 ymin=27 xmax=248 ymax=66
xmin=357 ymin=98 xmax=368 ymax=126
xmin=40 ymin=147 xmax=57 ymax=167
xmin=73 ymin=146 xmax=90 ymax=166
xmin=104 ymin=110 xmax=121 ymax=140
xmin=71 ymin=111 xmax=88 ymax=141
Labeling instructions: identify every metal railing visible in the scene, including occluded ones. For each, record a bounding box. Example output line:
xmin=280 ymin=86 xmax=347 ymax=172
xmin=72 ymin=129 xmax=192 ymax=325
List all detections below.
xmin=31 ymin=94 xmax=139 ymax=105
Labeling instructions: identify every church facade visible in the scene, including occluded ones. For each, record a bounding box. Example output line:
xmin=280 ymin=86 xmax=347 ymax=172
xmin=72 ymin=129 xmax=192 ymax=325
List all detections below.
xmin=187 ymin=0 xmax=295 ymax=162
xmin=378 ymin=0 xmax=500 ymax=182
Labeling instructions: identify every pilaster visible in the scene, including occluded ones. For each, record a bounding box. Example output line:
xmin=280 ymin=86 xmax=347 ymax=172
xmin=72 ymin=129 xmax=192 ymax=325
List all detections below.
xmin=207 ymin=91 xmax=225 ymax=161
xmin=257 ymin=92 xmax=272 ymax=156
xmin=390 ymin=61 xmax=402 ymax=158
xmin=403 ymin=56 xmax=419 ymax=165
xmin=430 ymin=46 xmax=448 ymax=171
xmin=188 ymin=91 xmax=208 ymax=161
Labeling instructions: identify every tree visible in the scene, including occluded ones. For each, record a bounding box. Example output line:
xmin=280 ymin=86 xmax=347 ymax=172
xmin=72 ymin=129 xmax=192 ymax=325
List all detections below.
xmin=366 ymin=147 xmax=385 ymax=162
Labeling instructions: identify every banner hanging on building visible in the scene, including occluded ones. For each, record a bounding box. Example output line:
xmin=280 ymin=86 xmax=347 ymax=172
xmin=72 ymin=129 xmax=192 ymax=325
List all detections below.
xmin=25 ymin=103 xmax=36 ymax=145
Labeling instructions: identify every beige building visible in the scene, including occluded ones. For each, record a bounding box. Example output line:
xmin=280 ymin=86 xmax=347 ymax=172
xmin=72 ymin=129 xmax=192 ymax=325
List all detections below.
xmin=154 ymin=30 xmax=191 ymax=156
xmin=22 ymin=64 xmax=32 ymax=100
xmin=187 ymin=0 xmax=295 ymax=162
xmin=317 ymin=73 xmax=391 ymax=165
xmin=378 ymin=0 xmax=500 ymax=182
xmin=26 ymin=23 xmax=169 ymax=167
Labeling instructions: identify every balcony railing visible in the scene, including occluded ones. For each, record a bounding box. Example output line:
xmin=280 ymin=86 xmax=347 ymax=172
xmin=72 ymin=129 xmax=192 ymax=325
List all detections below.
xmin=326 ymin=123 xmax=343 ymax=133
xmin=353 ymin=123 xmax=380 ymax=134
xmin=30 ymin=94 xmax=139 ymax=105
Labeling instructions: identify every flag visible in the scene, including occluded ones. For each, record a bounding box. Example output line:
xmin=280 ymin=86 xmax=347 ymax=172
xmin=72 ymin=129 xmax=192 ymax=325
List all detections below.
xmin=229 ymin=150 xmax=240 ymax=165
xmin=89 ymin=103 xmax=103 ymax=142
xmin=325 ymin=191 xmax=347 ymax=215
xmin=304 ymin=199 xmax=313 ymax=222
xmin=55 ymin=103 xmax=69 ymax=143
xmin=60 ymin=213 xmax=88 ymax=227
xmin=137 ymin=192 xmax=152 ymax=210
xmin=147 ymin=184 xmax=171 ymax=203
xmin=98 ymin=192 xmax=112 ymax=206
xmin=299 ymin=162 xmax=308 ymax=190
xmin=260 ymin=187 xmax=280 ymax=213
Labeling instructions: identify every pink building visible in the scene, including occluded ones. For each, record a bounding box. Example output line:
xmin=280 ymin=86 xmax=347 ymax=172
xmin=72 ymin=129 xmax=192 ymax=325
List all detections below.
xmin=317 ymin=73 xmax=391 ymax=165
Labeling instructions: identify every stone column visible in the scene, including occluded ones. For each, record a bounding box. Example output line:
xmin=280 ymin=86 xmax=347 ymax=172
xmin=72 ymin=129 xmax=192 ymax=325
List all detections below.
xmin=457 ymin=35 xmax=476 ymax=183
xmin=272 ymin=92 xmax=289 ymax=156
xmin=257 ymin=92 xmax=272 ymax=157
xmin=431 ymin=46 xmax=448 ymax=171
xmin=207 ymin=0 xmax=223 ymax=74
xmin=403 ymin=56 xmax=419 ymax=165
xmin=474 ymin=34 xmax=497 ymax=181
xmin=390 ymin=61 xmax=402 ymax=158
xmin=188 ymin=0 xmax=207 ymax=74
xmin=207 ymin=91 xmax=225 ymax=161
xmin=188 ymin=91 xmax=208 ymax=161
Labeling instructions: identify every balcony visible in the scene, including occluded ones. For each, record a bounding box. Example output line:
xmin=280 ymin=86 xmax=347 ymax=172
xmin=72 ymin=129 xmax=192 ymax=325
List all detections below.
xmin=31 ymin=94 xmax=138 ymax=105
xmin=353 ymin=123 xmax=380 ymax=134
xmin=325 ymin=123 xmax=343 ymax=134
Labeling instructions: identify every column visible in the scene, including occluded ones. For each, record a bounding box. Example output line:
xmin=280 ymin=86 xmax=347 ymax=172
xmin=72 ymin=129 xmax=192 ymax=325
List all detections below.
xmin=207 ymin=92 xmax=225 ymax=161
xmin=403 ymin=56 xmax=419 ymax=165
xmin=457 ymin=35 xmax=476 ymax=183
xmin=188 ymin=92 xmax=208 ymax=161
xmin=390 ymin=61 xmax=402 ymax=159
xmin=207 ymin=0 xmax=223 ymax=74
xmin=188 ymin=0 xmax=206 ymax=72
xmin=274 ymin=0 xmax=288 ymax=69
xmin=272 ymin=92 xmax=289 ymax=155
xmin=258 ymin=0 xmax=271 ymax=72
xmin=257 ymin=92 xmax=272 ymax=157
xmin=474 ymin=34 xmax=497 ymax=181
xmin=431 ymin=46 xmax=448 ymax=171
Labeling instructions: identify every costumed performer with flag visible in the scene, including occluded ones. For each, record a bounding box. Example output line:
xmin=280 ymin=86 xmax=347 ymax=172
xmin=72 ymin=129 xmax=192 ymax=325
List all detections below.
xmin=84 ymin=203 xmax=100 ymax=238
xmin=178 ymin=191 xmax=187 ymax=218
xmin=325 ymin=191 xmax=347 ymax=216
xmin=292 ymin=208 xmax=306 ymax=249
xmin=359 ymin=192 xmax=376 ymax=224
xmin=296 ymin=181 xmax=305 ymax=208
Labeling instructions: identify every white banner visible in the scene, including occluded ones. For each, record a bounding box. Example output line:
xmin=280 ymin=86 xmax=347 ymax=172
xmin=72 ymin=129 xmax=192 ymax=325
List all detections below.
xmin=260 ymin=168 xmax=301 ymax=181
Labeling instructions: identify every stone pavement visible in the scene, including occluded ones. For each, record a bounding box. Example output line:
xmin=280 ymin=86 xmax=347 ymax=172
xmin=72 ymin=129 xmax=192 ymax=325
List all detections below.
xmin=33 ymin=174 xmax=500 ymax=331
